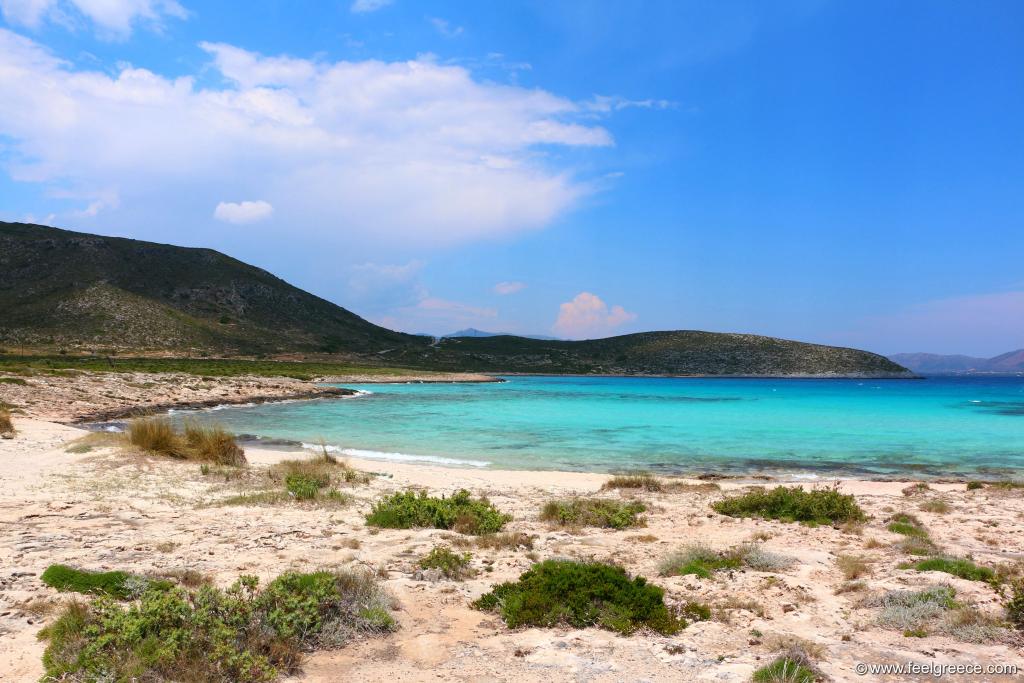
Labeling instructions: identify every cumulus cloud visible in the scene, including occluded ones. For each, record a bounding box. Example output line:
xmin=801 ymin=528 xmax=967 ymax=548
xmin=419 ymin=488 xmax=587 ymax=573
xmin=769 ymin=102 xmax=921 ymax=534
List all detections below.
xmin=350 ymin=0 xmax=391 ymax=14
xmin=0 ymin=0 xmax=187 ymax=37
xmin=553 ymin=292 xmax=636 ymax=339
xmin=213 ymin=200 xmax=273 ymax=224
xmin=0 ymin=29 xmax=615 ymax=245
xmin=493 ymin=281 xmax=525 ymax=295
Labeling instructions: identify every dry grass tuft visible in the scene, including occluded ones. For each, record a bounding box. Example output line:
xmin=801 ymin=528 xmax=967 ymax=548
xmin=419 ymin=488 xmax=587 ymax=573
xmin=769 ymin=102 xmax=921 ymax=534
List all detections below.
xmin=0 ymin=407 xmax=14 ymax=436
xmin=602 ymin=472 xmax=662 ymax=492
xmin=836 ymin=554 xmax=872 ymax=580
xmin=128 ymin=417 xmax=245 ymax=465
xmin=918 ymin=498 xmax=952 ymax=514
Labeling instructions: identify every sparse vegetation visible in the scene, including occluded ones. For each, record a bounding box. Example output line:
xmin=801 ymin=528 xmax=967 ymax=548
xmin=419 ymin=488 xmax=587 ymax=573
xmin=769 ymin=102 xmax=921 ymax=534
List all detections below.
xmin=919 ymin=498 xmax=951 ymax=514
xmin=539 ymin=497 xmax=646 ymax=529
xmin=659 ymin=543 xmax=795 ymax=578
xmin=602 ymin=472 xmax=662 ymax=492
xmin=366 ymin=489 xmax=511 ymax=535
xmin=38 ymin=570 xmax=396 ymax=683
xmin=902 ymin=482 xmax=931 ymax=496
xmin=711 ymin=484 xmax=865 ymax=526
xmin=128 ymin=417 xmax=245 ymax=465
xmin=869 ymin=585 xmax=958 ymax=633
xmin=886 ymin=513 xmax=928 ymax=538
xmin=419 ymin=546 xmax=475 ymax=580
xmin=1007 ymin=580 xmax=1024 ymax=629
xmin=473 ymin=560 xmax=691 ymax=635
xmin=472 ymin=532 xmax=535 ymax=551
xmin=966 ymin=481 xmax=985 ymax=491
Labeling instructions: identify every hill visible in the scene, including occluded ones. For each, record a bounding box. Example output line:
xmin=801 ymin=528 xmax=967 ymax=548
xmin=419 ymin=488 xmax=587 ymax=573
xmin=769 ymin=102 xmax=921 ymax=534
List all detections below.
xmin=890 ymin=350 xmax=1024 ymax=375
xmin=0 ymin=221 xmax=913 ymax=377
xmin=444 ymin=328 xmax=560 ymax=340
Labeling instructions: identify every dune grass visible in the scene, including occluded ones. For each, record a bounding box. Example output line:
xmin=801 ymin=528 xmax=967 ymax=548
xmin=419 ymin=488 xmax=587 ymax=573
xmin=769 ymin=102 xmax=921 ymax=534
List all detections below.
xmin=39 ymin=569 xmax=395 ymax=683
xmin=127 ymin=417 xmax=245 ymax=465
xmin=752 ymin=657 xmax=816 ymax=683
xmin=711 ymin=484 xmax=865 ymax=526
xmin=473 ymin=559 xmax=693 ymax=635
xmin=911 ymin=557 xmax=997 ymax=584
xmin=539 ymin=497 xmax=646 ymax=529
xmin=366 ymin=489 xmax=511 ymax=535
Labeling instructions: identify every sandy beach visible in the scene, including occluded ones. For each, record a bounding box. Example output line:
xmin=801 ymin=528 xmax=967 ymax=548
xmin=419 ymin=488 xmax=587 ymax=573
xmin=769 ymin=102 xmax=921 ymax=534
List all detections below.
xmin=1 ymin=375 xmax=1023 ymax=682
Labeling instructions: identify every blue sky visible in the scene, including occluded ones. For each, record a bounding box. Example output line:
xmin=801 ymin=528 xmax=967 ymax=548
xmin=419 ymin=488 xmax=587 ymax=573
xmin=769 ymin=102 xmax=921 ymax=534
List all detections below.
xmin=1 ymin=1 xmax=1022 ymax=355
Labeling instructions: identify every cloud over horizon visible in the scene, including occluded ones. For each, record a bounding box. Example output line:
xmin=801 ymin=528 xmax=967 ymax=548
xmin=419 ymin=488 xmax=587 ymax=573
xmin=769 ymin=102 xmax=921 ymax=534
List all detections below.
xmin=553 ymin=292 xmax=636 ymax=339
xmin=0 ymin=28 xmax=614 ymax=246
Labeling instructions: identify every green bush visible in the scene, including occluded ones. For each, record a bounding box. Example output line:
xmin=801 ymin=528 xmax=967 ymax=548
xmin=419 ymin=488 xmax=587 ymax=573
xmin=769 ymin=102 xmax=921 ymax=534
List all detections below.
xmin=539 ymin=498 xmax=646 ymax=529
xmin=913 ymin=557 xmax=997 ymax=584
xmin=419 ymin=546 xmax=475 ymax=580
xmin=752 ymin=657 xmax=816 ymax=683
xmin=473 ymin=560 xmax=693 ymax=635
xmin=1007 ymin=581 xmax=1024 ymax=629
xmin=366 ymin=489 xmax=511 ymax=535
xmin=38 ymin=570 xmax=395 ymax=683
xmin=286 ymin=473 xmax=326 ymax=500
xmin=40 ymin=564 xmax=136 ymax=600
xmin=711 ymin=484 xmax=865 ymax=525
xmin=966 ymin=481 xmax=985 ymax=491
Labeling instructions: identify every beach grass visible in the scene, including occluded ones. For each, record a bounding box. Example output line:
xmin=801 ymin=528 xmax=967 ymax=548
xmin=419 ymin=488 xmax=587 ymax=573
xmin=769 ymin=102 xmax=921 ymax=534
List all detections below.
xmin=128 ymin=417 xmax=246 ymax=465
xmin=40 ymin=564 xmax=138 ymax=600
xmin=0 ymin=406 xmax=13 ymax=435
xmin=602 ymin=472 xmax=663 ymax=492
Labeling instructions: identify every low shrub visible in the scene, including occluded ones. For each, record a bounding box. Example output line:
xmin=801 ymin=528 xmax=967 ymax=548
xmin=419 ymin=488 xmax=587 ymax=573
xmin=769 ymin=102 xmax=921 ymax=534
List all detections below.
xmin=913 ymin=557 xmax=997 ymax=584
xmin=602 ymin=472 xmax=662 ymax=492
xmin=902 ymin=482 xmax=931 ymax=497
xmin=711 ymin=484 xmax=865 ymax=526
xmin=886 ymin=513 xmax=929 ymax=538
xmin=366 ymin=489 xmax=511 ymax=535
xmin=473 ymin=560 xmax=688 ymax=635
xmin=868 ymin=585 xmax=958 ymax=632
xmin=738 ymin=544 xmax=797 ymax=572
xmin=966 ymin=481 xmax=985 ymax=491
xmin=473 ymin=532 xmax=535 ymax=551
xmin=40 ymin=564 xmax=140 ymax=600
xmin=419 ymin=546 xmax=475 ymax=580
xmin=1006 ymin=580 xmax=1024 ymax=629
xmin=0 ymin=376 xmax=28 ymax=385
xmin=752 ymin=657 xmax=816 ymax=683
xmin=39 ymin=570 xmax=395 ymax=683
xmin=539 ymin=498 xmax=646 ymax=529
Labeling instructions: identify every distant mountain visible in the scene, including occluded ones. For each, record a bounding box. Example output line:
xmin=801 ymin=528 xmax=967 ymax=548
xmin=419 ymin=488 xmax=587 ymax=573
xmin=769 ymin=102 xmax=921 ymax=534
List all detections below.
xmin=889 ymin=350 xmax=1024 ymax=375
xmin=444 ymin=328 xmax=560 ymax=341
xmin=1 ymin=221 xmax=913 ymax=377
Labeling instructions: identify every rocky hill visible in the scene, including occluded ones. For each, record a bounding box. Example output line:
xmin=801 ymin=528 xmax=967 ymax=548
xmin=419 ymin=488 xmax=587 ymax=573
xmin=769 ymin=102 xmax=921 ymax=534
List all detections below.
xmin=0 ymin=221 xmax=913 ymax=377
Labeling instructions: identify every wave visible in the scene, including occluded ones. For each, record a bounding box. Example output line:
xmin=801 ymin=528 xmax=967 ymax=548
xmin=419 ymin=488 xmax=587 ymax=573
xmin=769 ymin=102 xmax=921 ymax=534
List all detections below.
xmin=300 ymin=442 xmax=490 ymax=468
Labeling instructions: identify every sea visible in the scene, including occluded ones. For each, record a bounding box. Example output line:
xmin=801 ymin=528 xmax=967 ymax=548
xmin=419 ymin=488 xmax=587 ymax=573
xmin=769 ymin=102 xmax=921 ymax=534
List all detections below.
xmin=169 ymin=375 xmax=1024 ymax=479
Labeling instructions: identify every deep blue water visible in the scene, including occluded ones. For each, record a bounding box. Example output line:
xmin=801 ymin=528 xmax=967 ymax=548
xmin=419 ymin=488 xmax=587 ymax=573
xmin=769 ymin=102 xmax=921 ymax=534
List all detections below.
xmin=172 ymin=375 xmax=1024 ymax=478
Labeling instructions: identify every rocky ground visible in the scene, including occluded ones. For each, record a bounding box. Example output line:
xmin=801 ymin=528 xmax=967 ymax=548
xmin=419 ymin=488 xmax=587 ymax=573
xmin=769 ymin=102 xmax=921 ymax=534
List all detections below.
xmin=0 ymin=411 xmax=1022 ymax=681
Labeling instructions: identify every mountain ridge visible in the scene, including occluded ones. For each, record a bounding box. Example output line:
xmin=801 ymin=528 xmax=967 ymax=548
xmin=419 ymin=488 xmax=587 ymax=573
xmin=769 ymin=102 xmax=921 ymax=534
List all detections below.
xmin=0 ymin=221 xmax=913 ymax=378
xmin=889 ymin=350 xmax=1024 ymax=375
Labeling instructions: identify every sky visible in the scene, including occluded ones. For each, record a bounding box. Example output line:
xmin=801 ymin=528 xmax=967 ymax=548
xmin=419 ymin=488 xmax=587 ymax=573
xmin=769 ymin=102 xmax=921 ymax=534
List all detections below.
xmin=0 ymin=0 xmax=1022 ymax=356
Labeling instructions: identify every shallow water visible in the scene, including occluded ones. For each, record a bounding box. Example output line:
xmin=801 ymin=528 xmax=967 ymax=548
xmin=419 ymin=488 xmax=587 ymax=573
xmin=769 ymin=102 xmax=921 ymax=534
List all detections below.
xmin=172 ymin=375 xmax=1024 ymax=478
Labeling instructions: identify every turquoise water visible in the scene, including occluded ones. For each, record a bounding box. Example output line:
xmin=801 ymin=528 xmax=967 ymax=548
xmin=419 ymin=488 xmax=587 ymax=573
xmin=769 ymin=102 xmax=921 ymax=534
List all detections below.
xmin=174 ymin=376 xmax=1024 ymax=478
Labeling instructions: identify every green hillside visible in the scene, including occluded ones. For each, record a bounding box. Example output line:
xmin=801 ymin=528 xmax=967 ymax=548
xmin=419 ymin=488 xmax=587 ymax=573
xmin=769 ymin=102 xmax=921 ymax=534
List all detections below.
xmin=0 ymin=222 xmax=913 ymax=377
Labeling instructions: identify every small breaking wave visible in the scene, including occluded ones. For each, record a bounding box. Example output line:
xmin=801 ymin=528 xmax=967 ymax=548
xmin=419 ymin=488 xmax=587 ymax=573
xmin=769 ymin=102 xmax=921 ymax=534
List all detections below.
xmin=300 ymin=442 xmax=490 ymax=468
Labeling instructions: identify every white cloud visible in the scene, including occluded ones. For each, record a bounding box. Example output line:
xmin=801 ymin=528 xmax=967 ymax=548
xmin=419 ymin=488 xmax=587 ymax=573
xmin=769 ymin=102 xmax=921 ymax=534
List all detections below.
xmin=213 ymin=200 xmax=273 ymax=224
xmin=429 ymin=17 xmax=463 ymax=38
xmin=553 ymin=292 xmax=636 ymax=339
xmin=493 ymin=281 xmax=525 ymax=295
xmin=0 ymin=29 xmax=617 ymax=245
xmin=0 ymin=0 xmax=187 ymax=37
xmin=350 ymin=0 xmax=391 ymax=14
